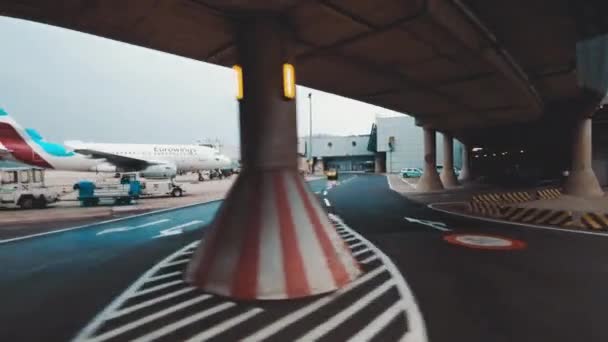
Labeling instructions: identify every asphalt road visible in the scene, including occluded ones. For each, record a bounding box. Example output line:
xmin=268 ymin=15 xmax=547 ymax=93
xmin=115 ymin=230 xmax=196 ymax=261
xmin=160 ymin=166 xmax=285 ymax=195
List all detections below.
xmin=1 ymin=173 xmax=607 ymax=341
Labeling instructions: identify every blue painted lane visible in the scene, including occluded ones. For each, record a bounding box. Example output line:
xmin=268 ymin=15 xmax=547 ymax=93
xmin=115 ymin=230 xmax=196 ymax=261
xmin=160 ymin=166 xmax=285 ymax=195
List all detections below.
xmin=0 ymin=176 xmax=351 ymax=341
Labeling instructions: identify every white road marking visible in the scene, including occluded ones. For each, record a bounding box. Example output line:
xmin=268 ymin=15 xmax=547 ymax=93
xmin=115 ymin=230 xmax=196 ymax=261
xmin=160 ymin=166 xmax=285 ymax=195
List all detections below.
xmin=132 ymin=302 xmax=236 ymax=342
xmin=97 ymin=219 xmax=170 ymax=235
xmin=109 ymin=287 xmax=195 ymax=319
xmin=131 ymin=280 xmax=184 ymax=298
xmin=88 ymin=294 xmax=212 ymax=342
xmin=329 ymin=214 xmax=428 ymax=342
xmin=146 ymin=271 xmax=182 ymax=282
xmin=344 ymin=236 xmax=358 ymax=242
xmin=352 ymin=247 xmax=372 ymax=257
xmin=401 ymin=177 xmax=417 ymax=189
xmin=161 ymin=259 xmax=190 ymax=268
xmin=360 ymin=255 xmax=379 ymax=264
xmin=186 ymin=308 xmax=264 ymax=342
xmin=386 ymin=174 xmax=396 ymax=191
xmin=296 ymin=280 xmax=396 ymax=341
xmin=347 ymin=300 xmax=404 ymax=342
xmin=428 ymin=201 xmax=608 ymax=237
xmin=323 ymin=198 xmax=331 ymax=207
xmin=322 ymin=190 xmax=328 ymax=196
xmin=349 ymin=241 xmax=365 ymax=249
xmin=74 ymin=241 xmax=199 ymax=341
xmin=242 ymin=266 xmax=387 ymax=342
xmin=0 ymin=200 xmax=219 ymax=245
xmin=153 ymin=220 xmax=204 ymax=238
xmin=404 ymin=217 xmax=451 ymax=232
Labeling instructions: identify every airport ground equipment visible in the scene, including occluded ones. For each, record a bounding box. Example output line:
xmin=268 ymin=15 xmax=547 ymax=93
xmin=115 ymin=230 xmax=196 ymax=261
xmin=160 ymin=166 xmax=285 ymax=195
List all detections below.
xmin=0 ymin=166 xmax=59 ymax=209
xmin=75 ymin=176 xmax=141 ymax=207
xmin=128 ymin=173 xmax=185 ymax=197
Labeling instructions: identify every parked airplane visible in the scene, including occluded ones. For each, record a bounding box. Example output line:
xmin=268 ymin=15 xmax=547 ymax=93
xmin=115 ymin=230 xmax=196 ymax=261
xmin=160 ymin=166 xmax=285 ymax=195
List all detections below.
xmin=0 ymin=108 xmax=231 ymax=179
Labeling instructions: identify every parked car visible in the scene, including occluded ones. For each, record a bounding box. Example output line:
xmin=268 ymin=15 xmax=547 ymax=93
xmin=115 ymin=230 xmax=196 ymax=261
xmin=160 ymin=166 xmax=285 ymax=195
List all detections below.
xmin=401 ymin=168 xmax=422 ymax=178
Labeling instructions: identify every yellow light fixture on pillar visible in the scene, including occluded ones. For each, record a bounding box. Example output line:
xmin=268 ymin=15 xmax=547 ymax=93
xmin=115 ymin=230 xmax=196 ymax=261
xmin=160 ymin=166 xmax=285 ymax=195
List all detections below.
xmin=283 ymin=63 xmax=296 ymax=100
xmin=233 ymin=65 xmax=243 ymax=100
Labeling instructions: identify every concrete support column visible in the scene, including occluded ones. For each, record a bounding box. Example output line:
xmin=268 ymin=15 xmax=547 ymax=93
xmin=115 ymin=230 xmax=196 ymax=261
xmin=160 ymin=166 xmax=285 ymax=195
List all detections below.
xmin=439 ymin=133 xmax=459 ymax=187
xmin=564 ymin=117 xmax=604 ymax=197
xmin=459 ymin=143 xmax=472 ymax=182
xmin=417 ymin=128 xmax=444 ymax=191
xmin=374 ymin=153 xmax=385 ymax=173
xmin=187 ymin=17 xmax=360 ymax=300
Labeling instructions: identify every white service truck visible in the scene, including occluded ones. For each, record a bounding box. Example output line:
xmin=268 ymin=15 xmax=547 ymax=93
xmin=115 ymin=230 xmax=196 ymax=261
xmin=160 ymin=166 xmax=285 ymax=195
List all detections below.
xmin=0 ymin=166 xmax=59 ymax=209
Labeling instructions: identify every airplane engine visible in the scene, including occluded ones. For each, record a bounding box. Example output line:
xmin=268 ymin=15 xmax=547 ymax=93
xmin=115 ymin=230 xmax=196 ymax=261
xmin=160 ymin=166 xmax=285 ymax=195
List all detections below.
xmin=89 ymin=162 xmax=117 ymax=173
xmin=140 ymin=163 xmax=177 ymax=178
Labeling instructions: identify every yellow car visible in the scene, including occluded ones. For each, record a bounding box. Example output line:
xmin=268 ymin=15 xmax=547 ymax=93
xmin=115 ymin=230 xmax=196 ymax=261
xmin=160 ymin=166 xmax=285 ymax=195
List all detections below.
xmin=326 ymin=168 xmax=338 ymax=180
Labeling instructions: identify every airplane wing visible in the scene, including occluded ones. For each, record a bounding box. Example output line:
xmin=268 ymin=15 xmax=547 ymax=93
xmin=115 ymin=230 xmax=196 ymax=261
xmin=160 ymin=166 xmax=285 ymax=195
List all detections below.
xmin=74 ymin=148 xmax=156 ymax=170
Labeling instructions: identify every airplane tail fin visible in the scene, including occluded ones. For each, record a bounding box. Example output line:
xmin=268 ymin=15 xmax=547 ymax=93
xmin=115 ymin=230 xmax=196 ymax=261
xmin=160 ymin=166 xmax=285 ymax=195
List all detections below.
xmin=0 ymin=107 xmax=30 ymax=139
xmin=0 ymin=107 xmax=55 ymax=167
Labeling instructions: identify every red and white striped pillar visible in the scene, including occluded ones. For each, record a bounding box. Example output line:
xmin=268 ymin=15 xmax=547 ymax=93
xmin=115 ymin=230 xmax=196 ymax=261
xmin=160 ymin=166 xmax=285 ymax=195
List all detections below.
xmin=186 ymin=16 xmax=360 ymax=300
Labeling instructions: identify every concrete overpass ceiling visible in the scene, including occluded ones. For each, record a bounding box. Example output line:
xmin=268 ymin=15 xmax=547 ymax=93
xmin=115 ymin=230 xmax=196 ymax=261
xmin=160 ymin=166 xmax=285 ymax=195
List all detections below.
xmin=2 ymin=0 xmax=594 ymax=133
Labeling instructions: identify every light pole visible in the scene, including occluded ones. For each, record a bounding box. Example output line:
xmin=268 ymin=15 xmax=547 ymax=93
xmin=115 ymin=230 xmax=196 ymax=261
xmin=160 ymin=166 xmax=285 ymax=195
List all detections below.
xmin=308 ymin=92 xmax=313 ymax=173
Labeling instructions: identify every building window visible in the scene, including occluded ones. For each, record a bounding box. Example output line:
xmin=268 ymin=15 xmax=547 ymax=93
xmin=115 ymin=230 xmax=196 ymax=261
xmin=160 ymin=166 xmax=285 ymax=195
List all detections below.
xmin=327 ymin=142 xmax=333 ymax=148
xmin=352 ymin=141 xmax=357 ymax=147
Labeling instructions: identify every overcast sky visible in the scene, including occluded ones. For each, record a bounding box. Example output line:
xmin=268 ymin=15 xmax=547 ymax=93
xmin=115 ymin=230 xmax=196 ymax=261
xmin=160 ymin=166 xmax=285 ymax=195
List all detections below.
xmin=0 ymin=16 xmax=405 ymax=147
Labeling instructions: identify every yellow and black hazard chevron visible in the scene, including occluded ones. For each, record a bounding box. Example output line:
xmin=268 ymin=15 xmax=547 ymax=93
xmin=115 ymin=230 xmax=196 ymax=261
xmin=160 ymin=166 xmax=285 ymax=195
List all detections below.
xmin=501 ymin=206 xmax=574 ymax=226
xmin=578 ymin=212 xmax=608 ymax=230
xmin=537 ymin=188 xmax=562 ymax=200
xmin=500 ymin=191 xmax=532 ymax=204
xmin=471 ymin=193 xmax=503 ymax=204
xmin=471 ymin=191 xmax=534 ymax=205
xmin=468 ymin=202 xmax=502 ymax=218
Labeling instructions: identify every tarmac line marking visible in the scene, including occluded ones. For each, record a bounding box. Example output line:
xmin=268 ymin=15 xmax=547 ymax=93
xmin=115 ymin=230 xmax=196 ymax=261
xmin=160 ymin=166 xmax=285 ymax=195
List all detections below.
xmin=161 ymin=259 xmax=190 ymax=268
xmin=329 ymin=214 xmax=428 ymax=342
xmin=146 ymin=271 xmax=182 ymax=282
xmin=153 ymin=220 xmax=204 ymax=238
xmin=96 ymin=219 xmax=171 ymax=235
xmin=352 ymin=247 xmax=372 ymax=257
xmin=185 ymin=308 xmax=264 ymax=342
xmin=404 ymin=216 xmax=451 ymax=232
xmin=242 ymin=266 xmax=387 ymax=342
xmin=296 ymin=280 xmax=396 ymax=341
xmin=73 ymin=241 xmax=200 ymax=341
xmin=360 ymin=255 xmax=379 ymax=264
xmin=428 ymin=202 xmax=608 ymax=238
xmin=88 ymin=294 xmax=212 ymax=342
xmin=109 ymin=287 xmax=195 ymax=319
xmin=347 ymin=299 xmax=404 ymax=342
xmin=131 ymin=280 xmax=184 ymax=298
xmin=401 ymin=178 xmax=417 ymax=189
xmin=324 ymin=198 xmax=331 ymax=207
xmin=386 ymin=175 xmax=397 ymax=191
xmin=323 ymin=190 xmax=328 ymax=196
xmin=137 ymin=219 xmax=171 ymax=228
xmin=349 ymin=241 xmax=365 ymax=249
xmin=132 ymin=302 xmax=236 ymax=342
xmin=344 ymin=236 xmax=358 ymax=242
xmin=0 ymin=200 xmax=222 ymax=245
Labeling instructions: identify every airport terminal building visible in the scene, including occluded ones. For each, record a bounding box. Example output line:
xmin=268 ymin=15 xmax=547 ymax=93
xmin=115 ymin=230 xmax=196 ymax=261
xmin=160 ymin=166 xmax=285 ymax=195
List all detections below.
xmin=299 ymin=115 xmax=463 ymax=174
